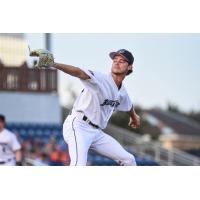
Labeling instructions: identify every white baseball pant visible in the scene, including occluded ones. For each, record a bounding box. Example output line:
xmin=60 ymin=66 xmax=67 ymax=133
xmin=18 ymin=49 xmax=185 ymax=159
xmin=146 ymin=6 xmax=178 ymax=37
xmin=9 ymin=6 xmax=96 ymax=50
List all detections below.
xmin=63 ymin=114 xmax=136 ymax=166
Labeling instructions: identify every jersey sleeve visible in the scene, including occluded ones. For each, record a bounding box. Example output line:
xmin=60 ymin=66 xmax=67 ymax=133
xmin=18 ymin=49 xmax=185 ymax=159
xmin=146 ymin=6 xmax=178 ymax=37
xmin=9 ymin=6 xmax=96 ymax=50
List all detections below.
xmin=116 ymin=89 xmax=133 ymax=112
xmin=10 ymin=134 xmax=21 ymax=151
xmin=79 ymin=67 xmax=104 ymax=90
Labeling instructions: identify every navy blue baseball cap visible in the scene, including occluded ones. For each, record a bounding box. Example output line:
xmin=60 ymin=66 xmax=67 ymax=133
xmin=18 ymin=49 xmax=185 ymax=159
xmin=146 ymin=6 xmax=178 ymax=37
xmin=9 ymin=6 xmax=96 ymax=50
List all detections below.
xmin=109 ymin=49 xmax=134 ymax=65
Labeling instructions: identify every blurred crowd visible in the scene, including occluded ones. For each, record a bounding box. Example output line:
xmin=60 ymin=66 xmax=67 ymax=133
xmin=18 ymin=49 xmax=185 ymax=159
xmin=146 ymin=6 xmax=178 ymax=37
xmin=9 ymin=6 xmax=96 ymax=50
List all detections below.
xmin=17 ymin=135 xmax=70 ymax=166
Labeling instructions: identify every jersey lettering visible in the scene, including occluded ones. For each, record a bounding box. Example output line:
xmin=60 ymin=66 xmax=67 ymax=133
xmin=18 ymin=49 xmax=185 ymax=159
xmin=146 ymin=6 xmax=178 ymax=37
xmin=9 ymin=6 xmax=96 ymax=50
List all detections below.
xmin=100 ymin=99 xmax=120 ymax=108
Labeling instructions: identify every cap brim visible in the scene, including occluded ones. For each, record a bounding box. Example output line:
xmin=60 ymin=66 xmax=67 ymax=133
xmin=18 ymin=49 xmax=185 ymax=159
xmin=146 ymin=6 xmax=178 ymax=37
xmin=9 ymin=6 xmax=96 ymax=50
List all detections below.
xmin=109 ymin=52 xmax=117 ymax=59
xmin=109 ymin=52 xmax=129 ymax=63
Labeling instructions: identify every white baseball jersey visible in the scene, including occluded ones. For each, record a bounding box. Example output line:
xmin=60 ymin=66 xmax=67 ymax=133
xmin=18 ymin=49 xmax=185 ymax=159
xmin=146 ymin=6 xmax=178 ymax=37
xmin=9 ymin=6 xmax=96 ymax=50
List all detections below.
xmin=0 ymin=128 xmax=21 ymax=163
xmin=63 ymin=68 xmax=136 ymax=166
xmin=72 ymin=68 xmax=133 ymax=129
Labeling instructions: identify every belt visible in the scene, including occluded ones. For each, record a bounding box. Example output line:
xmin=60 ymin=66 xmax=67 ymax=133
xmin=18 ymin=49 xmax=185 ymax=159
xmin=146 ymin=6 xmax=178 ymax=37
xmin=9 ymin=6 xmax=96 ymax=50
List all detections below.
xmin=0 ymin=158 xmax=14 ymax=164
xmin=82 ymin=115 xmax=99 ymax=129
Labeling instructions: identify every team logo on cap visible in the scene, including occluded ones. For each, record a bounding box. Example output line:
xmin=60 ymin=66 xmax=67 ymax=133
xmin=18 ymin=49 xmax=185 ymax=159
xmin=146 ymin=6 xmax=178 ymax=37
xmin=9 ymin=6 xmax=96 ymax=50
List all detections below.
xmin=118 ymin=49 xmax=126 ymax=54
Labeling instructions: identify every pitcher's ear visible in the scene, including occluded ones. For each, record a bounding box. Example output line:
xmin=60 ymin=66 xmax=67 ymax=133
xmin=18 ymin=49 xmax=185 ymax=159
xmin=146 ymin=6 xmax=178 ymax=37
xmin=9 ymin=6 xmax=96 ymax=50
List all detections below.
xmin=128 ymin=64 xmax=133 ymax=71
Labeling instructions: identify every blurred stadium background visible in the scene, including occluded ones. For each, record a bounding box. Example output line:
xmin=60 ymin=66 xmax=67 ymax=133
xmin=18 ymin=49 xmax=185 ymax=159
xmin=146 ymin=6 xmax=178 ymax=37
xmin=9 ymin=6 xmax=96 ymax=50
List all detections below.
xmin=1 ymin=33 xmax=200 ymax=166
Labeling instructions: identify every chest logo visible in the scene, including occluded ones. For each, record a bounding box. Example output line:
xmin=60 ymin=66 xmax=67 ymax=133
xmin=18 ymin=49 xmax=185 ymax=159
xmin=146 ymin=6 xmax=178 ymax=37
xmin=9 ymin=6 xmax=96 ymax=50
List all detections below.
xmin=100 ymin=99 xmax=120 ymax=107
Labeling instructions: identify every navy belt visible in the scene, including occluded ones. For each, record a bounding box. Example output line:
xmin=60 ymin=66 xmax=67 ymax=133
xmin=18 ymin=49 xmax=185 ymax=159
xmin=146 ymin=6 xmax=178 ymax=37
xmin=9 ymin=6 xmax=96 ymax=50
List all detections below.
xmin=82 ymin=115 xmax=99 ymax=129
xmin=0 ymin=158 xmax=13 ymax=164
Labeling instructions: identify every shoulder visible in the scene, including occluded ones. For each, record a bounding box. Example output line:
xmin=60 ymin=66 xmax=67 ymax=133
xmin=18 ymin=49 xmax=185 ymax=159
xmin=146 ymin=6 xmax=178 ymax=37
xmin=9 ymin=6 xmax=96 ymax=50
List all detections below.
xmin=83 ymin=68 xmax=107 ymax=81
xmin=3 ymin=129 xmax=16 ymax=138
xmin=88 ymin=70 xmax=106 ymax=79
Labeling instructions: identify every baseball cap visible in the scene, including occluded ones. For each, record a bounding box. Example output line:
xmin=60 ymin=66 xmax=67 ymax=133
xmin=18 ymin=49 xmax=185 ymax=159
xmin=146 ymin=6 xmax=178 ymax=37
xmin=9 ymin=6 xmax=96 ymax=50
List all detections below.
xmin=109 ymin=49 xmax=134 ymax=65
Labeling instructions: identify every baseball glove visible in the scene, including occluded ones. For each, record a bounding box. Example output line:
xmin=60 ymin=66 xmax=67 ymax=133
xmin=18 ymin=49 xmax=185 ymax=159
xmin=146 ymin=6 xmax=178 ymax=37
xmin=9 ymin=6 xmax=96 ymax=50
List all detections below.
xmin=29 ymin=47 xmax=54 ymax=68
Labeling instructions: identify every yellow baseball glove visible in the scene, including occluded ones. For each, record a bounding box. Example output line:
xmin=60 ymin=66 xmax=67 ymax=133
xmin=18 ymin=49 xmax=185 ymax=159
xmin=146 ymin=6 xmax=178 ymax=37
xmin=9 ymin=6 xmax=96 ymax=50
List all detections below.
xmin=29 ymin=47 xmax=54 ymax=68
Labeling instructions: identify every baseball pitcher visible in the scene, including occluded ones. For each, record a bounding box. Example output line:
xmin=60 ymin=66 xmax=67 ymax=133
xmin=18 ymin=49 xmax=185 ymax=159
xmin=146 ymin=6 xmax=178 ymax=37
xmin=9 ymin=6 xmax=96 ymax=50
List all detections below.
xmin=30 ymin=48 xmax=140 ymax=166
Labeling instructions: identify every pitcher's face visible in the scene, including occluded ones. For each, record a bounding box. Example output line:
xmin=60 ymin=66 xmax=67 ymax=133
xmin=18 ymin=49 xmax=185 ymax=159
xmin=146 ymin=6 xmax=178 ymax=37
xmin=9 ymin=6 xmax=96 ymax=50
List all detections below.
xmin=111 ymin=55 xmax=132 ymax=75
